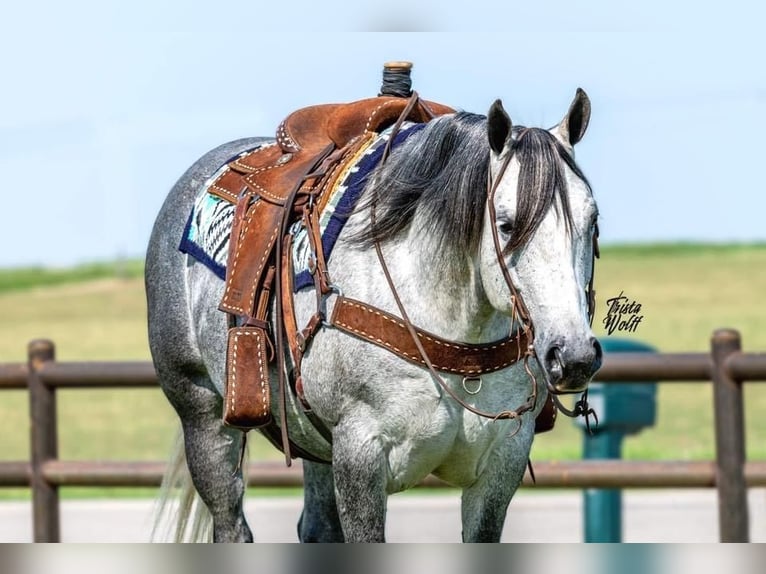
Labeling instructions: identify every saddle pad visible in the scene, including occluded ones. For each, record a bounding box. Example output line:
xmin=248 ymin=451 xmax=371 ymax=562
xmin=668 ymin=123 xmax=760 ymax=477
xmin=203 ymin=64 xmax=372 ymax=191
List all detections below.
xmin=179 ymin=122 xmax=426 ymax=289
xmin=179 ymin=144 xmax=267 ymax=280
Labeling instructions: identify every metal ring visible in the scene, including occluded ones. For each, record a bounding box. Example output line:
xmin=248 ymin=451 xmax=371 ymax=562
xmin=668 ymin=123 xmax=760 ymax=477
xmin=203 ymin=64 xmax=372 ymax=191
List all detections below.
xmin=462 ymin=376 xmax=482 ymax=395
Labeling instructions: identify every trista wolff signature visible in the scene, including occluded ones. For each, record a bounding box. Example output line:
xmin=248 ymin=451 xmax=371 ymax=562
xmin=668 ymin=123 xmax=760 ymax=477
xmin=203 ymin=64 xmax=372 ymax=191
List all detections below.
xmin=602 ymin=291 xmax=644 ymax=334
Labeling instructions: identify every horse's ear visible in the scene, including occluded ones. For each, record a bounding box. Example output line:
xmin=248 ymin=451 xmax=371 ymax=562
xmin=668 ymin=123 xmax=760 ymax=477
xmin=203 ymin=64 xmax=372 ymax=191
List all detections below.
xmin=488 ymin=99 xmax=512 ymax=155
xmin=553 ymin=88 xmax=591 ymax=147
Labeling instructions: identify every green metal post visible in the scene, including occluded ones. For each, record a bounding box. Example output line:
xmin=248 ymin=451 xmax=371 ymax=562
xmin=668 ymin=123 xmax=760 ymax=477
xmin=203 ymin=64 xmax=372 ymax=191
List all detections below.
xmin=581 ymin=337 xmax=657 ymax=543
xmin=583 ymin=429 xmax=625 ymax=542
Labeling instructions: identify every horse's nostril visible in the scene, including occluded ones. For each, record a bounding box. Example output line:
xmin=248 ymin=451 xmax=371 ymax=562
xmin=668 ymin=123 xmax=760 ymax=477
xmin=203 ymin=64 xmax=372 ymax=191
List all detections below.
xmin=591 ymin=337 xmax=603 ymax=362
xmin=544 ymin=342 xmax=565 ymax=380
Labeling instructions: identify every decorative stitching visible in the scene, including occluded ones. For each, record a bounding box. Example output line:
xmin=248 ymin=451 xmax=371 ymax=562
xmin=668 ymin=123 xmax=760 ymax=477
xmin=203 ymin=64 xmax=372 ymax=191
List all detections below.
xmin=206 ymin=167 xmax=239 ymax=203
xmin=243 ymin=162 xmax=295 ymax=203
xmin=254 ymin=330 xmax=268 ymax=416
xmin=208 ymin=184 xmax=238 ymax=203
xmin=246 ymin=224 xmax=279 ymax=317
xmin=230 ymin=143 xmax=278 ymax=173
xmin=277 ymin=121 xmax=300 ymax=151
xmin=228 ymin=331 xmax=239 ymax=415
xmin=342 ymin=300 xmax=515 ymax=351
xmin=229 ymin=329 xmax=268 ymax=417
xmin=221 ymin=202 xmax=278 ymax=315
xmin=364 ymin=101 xmax=396 ymax=133
xmin=335 ymin=300 xmax=518 ymax=375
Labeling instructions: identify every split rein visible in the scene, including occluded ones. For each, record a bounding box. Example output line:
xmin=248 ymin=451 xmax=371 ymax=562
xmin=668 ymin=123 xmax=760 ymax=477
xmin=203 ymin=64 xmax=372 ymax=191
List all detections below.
xmin=286 ymin=93 xmax=598 ymax=442
xmin=488 ymin=131 xmax=599 ymax=432
xmin=369 ymin=100 xmax=598 ymax=434
xmin=491 ymin=133 xmax=599 ymax=432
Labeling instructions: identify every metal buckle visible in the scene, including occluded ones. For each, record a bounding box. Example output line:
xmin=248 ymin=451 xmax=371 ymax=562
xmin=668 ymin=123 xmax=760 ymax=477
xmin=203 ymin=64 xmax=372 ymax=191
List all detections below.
xmin=295 ymin=331 xmax=306 ymax=353
xmin=320 ymin=284 xmax=344 ymax=327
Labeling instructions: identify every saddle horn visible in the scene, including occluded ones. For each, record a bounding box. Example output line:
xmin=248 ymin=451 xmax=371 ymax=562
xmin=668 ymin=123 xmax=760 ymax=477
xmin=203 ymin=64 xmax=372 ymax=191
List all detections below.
xmin=379 ymin=61 xmax=413 ymax=98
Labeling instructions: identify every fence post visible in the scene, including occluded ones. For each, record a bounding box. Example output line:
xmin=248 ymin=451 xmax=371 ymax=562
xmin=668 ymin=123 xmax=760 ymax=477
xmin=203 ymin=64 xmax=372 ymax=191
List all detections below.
xmin=28 ymin=339 xmax=59 ymax=543
xmin=711 ymin=328 xmax=748 ymax=542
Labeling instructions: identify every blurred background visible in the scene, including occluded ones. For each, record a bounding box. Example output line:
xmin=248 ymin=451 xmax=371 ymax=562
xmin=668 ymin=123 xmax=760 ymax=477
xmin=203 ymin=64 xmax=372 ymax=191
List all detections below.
xmin=1 ymin=1 xmax=764 ymax=268
xmin=0 ymin=0 xmax=764 ymax=544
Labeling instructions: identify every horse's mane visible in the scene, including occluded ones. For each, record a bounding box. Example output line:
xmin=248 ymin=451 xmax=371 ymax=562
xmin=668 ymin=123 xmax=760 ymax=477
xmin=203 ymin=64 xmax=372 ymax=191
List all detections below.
xmin=351 ymin=111 xmax=590 ymax=259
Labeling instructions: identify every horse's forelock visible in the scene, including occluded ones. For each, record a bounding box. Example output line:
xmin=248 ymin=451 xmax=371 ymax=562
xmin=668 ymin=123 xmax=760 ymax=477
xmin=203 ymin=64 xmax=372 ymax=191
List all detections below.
xmin=504 ymin=127 xmax=580 ymax=254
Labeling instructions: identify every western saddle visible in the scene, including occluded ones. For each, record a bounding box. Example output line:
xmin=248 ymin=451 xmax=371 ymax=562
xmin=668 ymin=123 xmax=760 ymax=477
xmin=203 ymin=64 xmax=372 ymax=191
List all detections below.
xmin=207 ymin=63 xmax=556 ymax=464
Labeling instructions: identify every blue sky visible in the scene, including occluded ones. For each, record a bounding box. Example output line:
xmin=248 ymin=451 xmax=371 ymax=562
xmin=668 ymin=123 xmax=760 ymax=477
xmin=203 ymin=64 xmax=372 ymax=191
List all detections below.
xmin=1 ymin=2 xmax=764 ymax=267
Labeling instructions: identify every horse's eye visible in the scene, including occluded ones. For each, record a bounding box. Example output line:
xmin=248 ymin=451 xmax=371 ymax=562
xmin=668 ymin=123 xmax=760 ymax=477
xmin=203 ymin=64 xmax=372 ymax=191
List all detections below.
xmin=497 ymin=220 xmax=514 ymax=237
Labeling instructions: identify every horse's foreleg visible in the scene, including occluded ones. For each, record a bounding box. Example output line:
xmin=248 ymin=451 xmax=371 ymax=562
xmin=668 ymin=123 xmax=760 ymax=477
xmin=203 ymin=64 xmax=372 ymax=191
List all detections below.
xmin=179 ymin=393 xmax=253 ymax=543
xmin=331 ymin=417 xmax=387 ymax=542
xmin=297 ymin=460 xmax=345 ymax=542
xmin=460 ymin=449 xmax=526 ymax=542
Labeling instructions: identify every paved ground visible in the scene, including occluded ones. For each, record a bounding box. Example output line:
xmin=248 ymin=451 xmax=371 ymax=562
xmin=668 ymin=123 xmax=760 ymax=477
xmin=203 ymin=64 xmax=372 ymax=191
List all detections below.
xmin=1 ymin=489 xmax=764 ymax=542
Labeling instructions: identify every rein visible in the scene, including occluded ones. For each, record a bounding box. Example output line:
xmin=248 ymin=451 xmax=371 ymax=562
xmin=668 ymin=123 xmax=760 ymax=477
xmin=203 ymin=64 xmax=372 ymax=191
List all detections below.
xmin=364 ymin=98 xmax=539 ymax=429
xmin=286 ymin=94 xmax=599 ymax=448
xmin=367 ymin=104 xmax=599 ymax=429
xmin=370 ymin=220 xmax=538 ymax=425
xmin=489 ymin=129 xmax=600 ymax=429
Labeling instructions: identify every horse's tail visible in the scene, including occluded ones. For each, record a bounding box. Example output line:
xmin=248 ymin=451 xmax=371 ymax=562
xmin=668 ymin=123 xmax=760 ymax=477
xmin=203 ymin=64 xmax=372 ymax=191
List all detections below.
xmin=151 ymin=430 xmax=213 ymax=543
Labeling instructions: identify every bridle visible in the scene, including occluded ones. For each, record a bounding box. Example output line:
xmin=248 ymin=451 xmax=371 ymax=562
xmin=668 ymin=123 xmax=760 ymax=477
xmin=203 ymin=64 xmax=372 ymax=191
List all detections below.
xmin=487 ymin=128 xmax=599 ymax=431
xmin=368 ymin=97 xmax=599 ymax=433
xmin=284 ymin=94 xmax=600 ymax=452
xmin=364 ymin=97 xmax=536 ymax=432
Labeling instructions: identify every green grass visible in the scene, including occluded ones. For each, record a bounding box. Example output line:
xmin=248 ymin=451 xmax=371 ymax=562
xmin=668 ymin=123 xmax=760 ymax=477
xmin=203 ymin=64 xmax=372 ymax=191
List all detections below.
xmin=1 ymin=244 xmax=765 ymax=499
xmin=598 ymin=241 xmax=766 ymax=258
xmin=0 ymin=259 xmax=144 ymax=294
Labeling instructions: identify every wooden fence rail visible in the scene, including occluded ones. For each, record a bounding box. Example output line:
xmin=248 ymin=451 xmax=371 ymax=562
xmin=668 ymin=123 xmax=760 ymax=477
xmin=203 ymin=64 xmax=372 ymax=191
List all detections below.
xmin=1 ymin=328 xmax=765 ymax=542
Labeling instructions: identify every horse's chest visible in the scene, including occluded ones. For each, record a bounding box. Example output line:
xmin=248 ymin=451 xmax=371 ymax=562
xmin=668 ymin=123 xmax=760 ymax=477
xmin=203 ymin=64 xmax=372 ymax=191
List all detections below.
xmin=384 ymin=410 xmax=521 ymax=490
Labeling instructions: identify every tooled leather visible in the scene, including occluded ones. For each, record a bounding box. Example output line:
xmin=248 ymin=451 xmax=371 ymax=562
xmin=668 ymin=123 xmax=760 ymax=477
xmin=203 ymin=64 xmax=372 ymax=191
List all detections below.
xmin=217 ymin=95 xmax=459 ymax=436
xmin=332 ymin=293 xmax=558 ymax=433
xmin=330 ymin=297 xmax=531 ymax=376
xmin=209 ymin=98 xmax=455 ymax=205
xmin=224 ymin=326 xmax=272 ymax=428
xmin=207 ymin=169 xmax=241 ymax=204
xmin=279 ymin=97 xmax=454 ymax=154
xmin=219 ymin=199 xmax=284 ymax=317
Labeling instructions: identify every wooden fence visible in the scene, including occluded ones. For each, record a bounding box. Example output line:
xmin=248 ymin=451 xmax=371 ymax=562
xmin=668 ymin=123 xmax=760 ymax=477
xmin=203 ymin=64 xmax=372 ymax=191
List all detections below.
xmin=1 ymin=328 xmax=765 ymax=542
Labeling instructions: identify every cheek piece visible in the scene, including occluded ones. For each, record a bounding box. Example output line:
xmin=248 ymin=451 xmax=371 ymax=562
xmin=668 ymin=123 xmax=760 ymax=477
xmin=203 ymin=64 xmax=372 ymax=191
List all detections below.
xmin=486 ymin=138 xmax=600 ymax=433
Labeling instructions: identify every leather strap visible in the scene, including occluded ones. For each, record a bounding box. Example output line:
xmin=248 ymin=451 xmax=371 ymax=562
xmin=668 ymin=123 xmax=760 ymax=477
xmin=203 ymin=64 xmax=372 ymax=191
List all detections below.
xmin=280 ymin=233 xmax=334 ymax=446
xmin=259 ymin=419 xmax=331 ymax=464
xmin=358 ymin=94 xmax=538 ymax=425
xmin=273 ymin=143 xmax=337 ymax=465
xmin=330 ymin=297 xmax=531 ymax=376
xmin=486 ymin=132 xmax=533 ymax=327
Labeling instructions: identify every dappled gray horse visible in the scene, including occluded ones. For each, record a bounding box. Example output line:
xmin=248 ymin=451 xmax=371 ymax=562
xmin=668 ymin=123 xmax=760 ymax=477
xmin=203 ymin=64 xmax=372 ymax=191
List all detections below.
xmin=146 ymin=90 xmax=601 ymax=542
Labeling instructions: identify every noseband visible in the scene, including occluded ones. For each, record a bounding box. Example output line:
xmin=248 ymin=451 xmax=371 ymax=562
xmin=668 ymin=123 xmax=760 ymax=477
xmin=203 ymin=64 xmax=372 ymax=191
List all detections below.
xmin=487 ymin=129 xmax=599 ymax=430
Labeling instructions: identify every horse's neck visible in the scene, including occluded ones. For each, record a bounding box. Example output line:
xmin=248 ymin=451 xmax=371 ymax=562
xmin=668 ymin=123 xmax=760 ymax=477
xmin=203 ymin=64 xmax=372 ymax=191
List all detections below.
xmin=379 ymin=235 xmax=510 ymax=344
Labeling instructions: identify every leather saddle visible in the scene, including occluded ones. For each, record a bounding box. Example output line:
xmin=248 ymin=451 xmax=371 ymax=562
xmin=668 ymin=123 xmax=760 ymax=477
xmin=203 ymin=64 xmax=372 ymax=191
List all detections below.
xmin=211 ymin=96 xmax=455 ymax=320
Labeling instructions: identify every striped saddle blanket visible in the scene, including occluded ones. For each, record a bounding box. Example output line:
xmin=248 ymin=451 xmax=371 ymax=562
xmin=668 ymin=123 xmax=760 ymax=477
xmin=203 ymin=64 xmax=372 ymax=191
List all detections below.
xmin=179 ymin=122 xmax=425 ymax=291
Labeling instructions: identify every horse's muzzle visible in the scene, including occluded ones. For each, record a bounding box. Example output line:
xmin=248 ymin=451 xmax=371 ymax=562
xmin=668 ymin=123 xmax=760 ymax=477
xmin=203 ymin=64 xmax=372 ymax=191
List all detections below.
xmin=542 ymin=337 xmax=602 ymax=394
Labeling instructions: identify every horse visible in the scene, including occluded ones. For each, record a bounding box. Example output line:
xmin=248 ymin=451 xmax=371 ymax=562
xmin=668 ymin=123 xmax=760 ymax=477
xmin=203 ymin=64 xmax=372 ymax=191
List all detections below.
xmin=145 ymin=89 xmax=602 ymax=542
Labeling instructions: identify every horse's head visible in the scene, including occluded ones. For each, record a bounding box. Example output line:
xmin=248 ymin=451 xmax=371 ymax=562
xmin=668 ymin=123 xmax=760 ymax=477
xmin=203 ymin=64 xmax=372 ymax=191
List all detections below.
xmin=480 ymin=89 xmax=601 ymax=394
